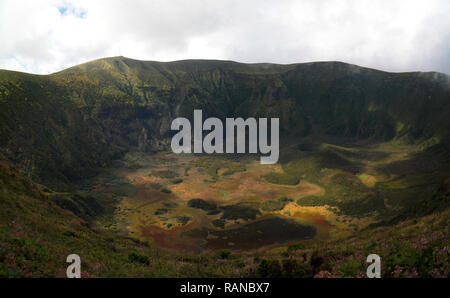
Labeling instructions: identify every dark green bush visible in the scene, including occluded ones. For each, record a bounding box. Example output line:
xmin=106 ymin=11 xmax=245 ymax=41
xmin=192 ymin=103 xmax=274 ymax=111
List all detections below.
xmin=187 ymin=199 xmax=217 ymax=211
xmin=281 ymin=259 xmax=309 ymax=277
xmin=150 ymin=170 xmax=178 ymax=179
xmin=216 ymin=249 xmax=231 ymax=259
xmin=287 ymin=242 xmax=307 ymax=252
xmin=212 ymin=219 xmax=225 ymax=229
xmin=160 ymin=188 xmax=172 ymax=194
xmin=258 ymin=258 xmax=310 ymax=277
xmin=296 ymin=196 xmax=324 ymax=207
xmin=128 ymin=251 xmax=150 ymax=265
xmin=220 ymin=204 xmax=260 ymax=220
xmin=154 ymin=208 xmax=168 ymax=215
xmin=261 ymin=197 xmax=293 ymax=211
xmin=262 ymin=172 xmax=300 ymax=185
xmin=176 ymin=216 xmax=190 ymax=225
xmin=170 ymin=178 xmax=183 ymax=184
xmin=257 ymin=259 xmax=282 ymax=278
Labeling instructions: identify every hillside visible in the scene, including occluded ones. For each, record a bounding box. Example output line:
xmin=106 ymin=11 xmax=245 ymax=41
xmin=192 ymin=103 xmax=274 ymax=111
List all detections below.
xmin=1 ymin=57 xmax=450 ymax=190
xmin=0 ymin=152 xmax=448 ymax=277
xmin=0 ymin=57 xmax=449 ymax=278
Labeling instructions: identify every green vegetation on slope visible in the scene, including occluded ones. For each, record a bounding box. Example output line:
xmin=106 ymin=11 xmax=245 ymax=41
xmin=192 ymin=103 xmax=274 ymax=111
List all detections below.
xmin=1 ymin=57 xmax=450 ymax=191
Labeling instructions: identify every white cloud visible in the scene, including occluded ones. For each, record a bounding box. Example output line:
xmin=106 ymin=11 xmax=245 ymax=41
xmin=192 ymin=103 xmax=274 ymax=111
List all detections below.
xmin=0 ymin=0 xmax=449 ymax=74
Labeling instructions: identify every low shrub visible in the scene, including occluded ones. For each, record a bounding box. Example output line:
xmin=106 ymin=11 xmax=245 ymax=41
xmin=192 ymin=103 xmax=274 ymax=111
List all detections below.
xmin=128 ymin=251 xmax=150 ymax=265
xmin=262 ymin=172 xmax=300 ymax=185
xmin=216 ymin=249 xmax=231 ymax=259
xmin=187 ymin=199 xmax=217 ymax=211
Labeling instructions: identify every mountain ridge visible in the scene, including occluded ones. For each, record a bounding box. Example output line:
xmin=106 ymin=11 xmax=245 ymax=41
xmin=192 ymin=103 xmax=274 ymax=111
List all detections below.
xmin=3 ymin=56 xmax=449 ymax=76
xmin=1 ymin=57 xmax=450 ymax=190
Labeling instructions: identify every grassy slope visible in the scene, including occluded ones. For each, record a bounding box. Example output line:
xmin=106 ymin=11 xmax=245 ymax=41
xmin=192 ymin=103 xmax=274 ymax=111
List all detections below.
xmin=0 ymin=154 xmax=257 ymax=277
xmin=265 ymin=208 xmax=449 ymax=278
xmin=0 ymin=70 xmax=121 ymax=190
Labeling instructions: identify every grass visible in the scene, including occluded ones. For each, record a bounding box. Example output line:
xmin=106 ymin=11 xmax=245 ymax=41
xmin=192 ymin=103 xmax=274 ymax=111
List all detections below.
xmin=261 ymin=197 xmax=293 ymax=211
xmin=297 ymin=196 xmax=325 ymax=207
xmin=98 ymin=142 xmax=449 ymax=252
xmin=150 ymin=170 xmax=178 ymax=179
xmin=261 ymin=172 xmax=300 ymax=185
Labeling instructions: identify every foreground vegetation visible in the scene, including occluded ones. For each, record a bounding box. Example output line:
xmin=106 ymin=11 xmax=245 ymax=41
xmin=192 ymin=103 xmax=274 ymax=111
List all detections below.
xmin=1 ymin=146 xmax=449 ymax=277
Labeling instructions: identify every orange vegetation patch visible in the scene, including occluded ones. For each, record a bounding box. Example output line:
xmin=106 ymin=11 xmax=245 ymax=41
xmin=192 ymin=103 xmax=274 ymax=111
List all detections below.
xmin=169 ymin=165 xmax=323 ymax=204
xmin=141 ymin=221 xmax=199 ymax=251
xmin=293 ymin=212 xmax=331 ymax=239
xmin=133 ymin=182 xmax=171 ymax=203
xmin=125 ymin=172 xmax=163 ymax=185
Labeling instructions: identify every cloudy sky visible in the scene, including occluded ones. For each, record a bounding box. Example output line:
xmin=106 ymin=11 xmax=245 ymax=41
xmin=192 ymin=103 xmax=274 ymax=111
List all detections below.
xmin=1 ymin=0 xmax=449 ymax=74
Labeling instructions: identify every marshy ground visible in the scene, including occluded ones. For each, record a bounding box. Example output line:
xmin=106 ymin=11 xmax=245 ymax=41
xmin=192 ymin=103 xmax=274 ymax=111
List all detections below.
xmin=76 ymin=138 xmax=447 ymax=254
xmin=2 ymin=138 xmax=448 ymax=278
xmin=74 ymin=139 xmax=450 ymax=255
xmin=82 ymin=153 xmax=331 ymax=251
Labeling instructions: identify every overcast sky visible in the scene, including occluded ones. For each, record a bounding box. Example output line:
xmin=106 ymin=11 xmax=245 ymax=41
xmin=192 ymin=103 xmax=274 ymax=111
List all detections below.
xmin=1 ymin=0 xmax=449 ymax=74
